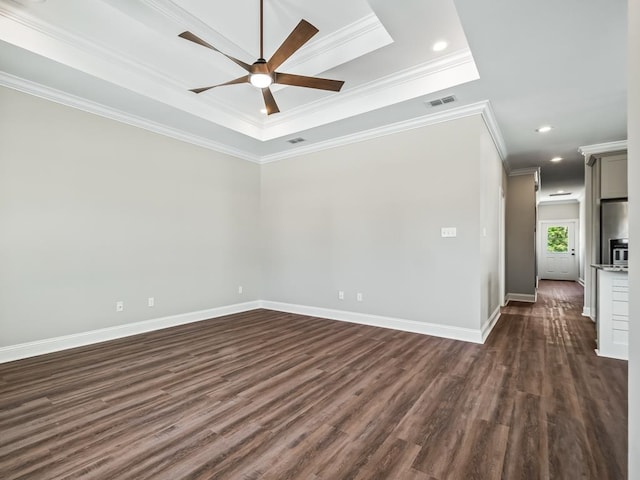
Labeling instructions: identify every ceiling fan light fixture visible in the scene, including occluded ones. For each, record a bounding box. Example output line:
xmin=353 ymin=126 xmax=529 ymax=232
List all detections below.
xmin=249 ymin=73 xmax=272 ymax=88
xmin=179 ymin=0 xmax=342 ymax=113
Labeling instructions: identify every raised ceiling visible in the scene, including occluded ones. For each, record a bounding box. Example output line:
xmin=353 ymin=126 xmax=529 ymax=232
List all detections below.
xmin=0 ymin=0 xmax=628 ymax=202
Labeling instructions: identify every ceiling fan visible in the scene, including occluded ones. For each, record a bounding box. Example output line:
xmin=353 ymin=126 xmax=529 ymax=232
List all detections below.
xmin=179 ymin=0 xmax=345 ymax=115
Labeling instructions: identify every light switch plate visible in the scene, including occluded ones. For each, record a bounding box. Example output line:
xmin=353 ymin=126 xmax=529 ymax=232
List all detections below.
xmin=441 ymin=227 xmax=457 ymax=238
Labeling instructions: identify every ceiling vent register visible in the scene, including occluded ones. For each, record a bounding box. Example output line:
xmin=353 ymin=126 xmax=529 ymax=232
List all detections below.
xmin=428 ymin=95 xmax=457 ymax=107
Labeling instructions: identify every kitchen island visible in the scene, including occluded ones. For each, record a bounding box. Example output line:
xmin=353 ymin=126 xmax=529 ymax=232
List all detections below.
xmin=591 ymin=264 xmax=629 ymax=360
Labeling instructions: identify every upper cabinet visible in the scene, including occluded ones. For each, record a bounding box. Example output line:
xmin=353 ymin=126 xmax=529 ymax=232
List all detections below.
xmin=600 ymin=153 xmax=628 ymax=199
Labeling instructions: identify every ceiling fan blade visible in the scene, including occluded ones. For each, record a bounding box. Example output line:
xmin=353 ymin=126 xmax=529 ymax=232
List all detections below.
xmin=261 ymin=87 xmax=280 ymax=115
xmin=189 ymin=75 xmax=250 ymax=94
xmin=267 ymin=20 xmax=319 ymax=72
xmin=179 ymin=31 xmax=252 ymax=72
xmin=274 ymin=73 xmax=344 ymax=92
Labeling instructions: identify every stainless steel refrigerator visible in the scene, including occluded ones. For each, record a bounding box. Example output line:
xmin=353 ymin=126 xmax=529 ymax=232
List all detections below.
xmin=601 ymin=199 xmax=629 ymax=265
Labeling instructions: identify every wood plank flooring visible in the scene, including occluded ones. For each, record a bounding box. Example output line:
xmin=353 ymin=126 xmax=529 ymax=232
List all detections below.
xmin=0 ymin=281 xmax=627 ymax=479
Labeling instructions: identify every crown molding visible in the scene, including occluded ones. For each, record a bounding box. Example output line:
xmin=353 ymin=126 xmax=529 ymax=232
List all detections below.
xmin=478 ymin=100 xmax=509 ymax=168
xmin=0 ymin=2 xmax=476 ymax=142
xmin=261 ymin=49 xmax=479 ymax=140
xmin=509 ymin=167 xmax=540 ymax=176
xmin=1 ymin=71 xmax=508 ymax=166
xmin=274 ymin=12 xmax=393 ymax=78
xmin=260 ymin=100 xmax=502 ymax=164
xmin=266 ymin=49 xmax=475 ymax=126
xmin=509 ymin=167 xmax=540 ymax=193
xmin=0 ymin=1 xmax=265 ymax=135
xmin=1 ymin=0 xmax=392 ymax=138
xmin=578 ymin=140 xmax=628 ymax=158
xmin=0 ymin=72 xmax=261 ymax=163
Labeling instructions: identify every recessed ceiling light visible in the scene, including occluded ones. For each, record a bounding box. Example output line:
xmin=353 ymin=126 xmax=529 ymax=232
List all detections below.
xmin=557 ymin=190 xmax=565 ymax=194
xmin=432 ymin=41 xmax=448 ymax=52
xmin=260 ymin=108 xmax=267 ymax=114
xmin=550 ymin=157 xmax=563 ymax=162
xmin=536 ymin=125 xmax=553 ymax=133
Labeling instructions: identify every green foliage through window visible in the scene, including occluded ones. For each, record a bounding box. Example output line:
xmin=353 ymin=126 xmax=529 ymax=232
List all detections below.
xmin=547 ymin=226 xmax=569 ymax=252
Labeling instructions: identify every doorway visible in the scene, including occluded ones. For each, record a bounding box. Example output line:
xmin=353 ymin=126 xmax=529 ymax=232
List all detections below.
xmin=538 ymin=220 xmax=579 ymax=281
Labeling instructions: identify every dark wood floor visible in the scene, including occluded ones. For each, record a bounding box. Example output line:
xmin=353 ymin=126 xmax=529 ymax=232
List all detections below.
xmin=0 ymin=281 xmax=627 ymax=479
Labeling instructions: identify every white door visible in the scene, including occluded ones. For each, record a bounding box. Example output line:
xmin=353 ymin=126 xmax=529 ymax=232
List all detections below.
xmin=539 ymin=221 xmax=578 ymax=281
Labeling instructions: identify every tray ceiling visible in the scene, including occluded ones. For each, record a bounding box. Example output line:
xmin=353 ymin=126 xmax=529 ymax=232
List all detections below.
xmin=0 ymin=0 xmax=477 ymax=141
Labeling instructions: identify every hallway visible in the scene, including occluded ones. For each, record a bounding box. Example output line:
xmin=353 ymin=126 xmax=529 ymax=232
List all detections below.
xmin=494 ymin=280 xmax=627 ymax=478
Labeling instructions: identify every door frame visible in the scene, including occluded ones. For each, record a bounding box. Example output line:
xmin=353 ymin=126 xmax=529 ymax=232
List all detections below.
xmin=537 ymin=218 xmax=579 ymax=281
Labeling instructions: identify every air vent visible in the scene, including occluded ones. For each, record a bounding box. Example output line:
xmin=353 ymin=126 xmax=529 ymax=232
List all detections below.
xmin=427 ymin=95 xmax=457 ymax=108
xmin=287 ymin=137 xmax=306 ymax=144
xmin=549 ymin=192 xmax=571 ymax=197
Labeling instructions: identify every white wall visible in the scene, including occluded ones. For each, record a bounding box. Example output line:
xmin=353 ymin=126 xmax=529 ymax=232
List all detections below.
xmin=0 ymin=87 xmax=261 ymax=346
xmin=261 ymin=115 xmax=504 ymax=333
xmin=628 ymin=0 xmax=639 ymax=475
xmin=538 ymin=201 xmax=579 ymax=221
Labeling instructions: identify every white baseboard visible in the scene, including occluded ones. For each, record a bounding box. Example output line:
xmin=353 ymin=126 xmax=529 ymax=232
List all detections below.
xmin=0 ymin=301 xmax=261 ymax=364
xmin=578 ymin=277 xmax=585 ymax=287
xmin=259 ymin=301 xmax=484 ymax=344
xmin=1 ymin=299 xmax=497 ymax=363
xmin=595 ymin=348 xmax=628 ymax=361
xmin=505 ymin=293 xmax=537 ymax=303
xmin=481 ymin=306 xmax=501 ymax=341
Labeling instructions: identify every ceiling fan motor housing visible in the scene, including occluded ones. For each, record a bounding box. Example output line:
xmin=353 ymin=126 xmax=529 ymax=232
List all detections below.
xmin=250 ymin=59 xmax=272 ymax=88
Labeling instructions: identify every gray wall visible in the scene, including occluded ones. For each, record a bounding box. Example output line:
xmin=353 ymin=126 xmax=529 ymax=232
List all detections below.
xmin=0 ymin=87 xmax=261 ymax=346
xmin=505 ymin=174 xmax=537 ymax=297
xmin=261 ymin=115 xmax=504 ymax=331
xmin=628 ymin=0 xmax=639 ymax=474
xmin=0 ymin=87 xmax=506 ymax=348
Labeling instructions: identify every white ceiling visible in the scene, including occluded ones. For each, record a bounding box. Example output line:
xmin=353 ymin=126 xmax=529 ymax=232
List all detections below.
xmin=0 ymin=0 xmax=628 ymax=202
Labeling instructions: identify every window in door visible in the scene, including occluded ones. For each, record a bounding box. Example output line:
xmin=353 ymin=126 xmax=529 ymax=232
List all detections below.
xmin=547 ymin=226 xmax=569 ymax=253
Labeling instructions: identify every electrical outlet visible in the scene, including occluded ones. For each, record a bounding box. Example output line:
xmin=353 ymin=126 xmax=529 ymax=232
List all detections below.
xmin=441 ymin=227 xmax=457 ymax=238
xmin=116 ymin=301 xmax=124 ymax=312
xmin=338 ymin=290 xmax=344 ymax=300
xmin=148 ymin=297 xmax=154 ymax=307
xmin=238 ymin=285 xmax=243 ymax=294
xmin=357 ymin=292 xmax=363 ymax=302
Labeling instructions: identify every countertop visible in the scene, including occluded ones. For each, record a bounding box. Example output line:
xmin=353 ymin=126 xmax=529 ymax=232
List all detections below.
xmin=590 ymin=264 xmax=629 ymax=272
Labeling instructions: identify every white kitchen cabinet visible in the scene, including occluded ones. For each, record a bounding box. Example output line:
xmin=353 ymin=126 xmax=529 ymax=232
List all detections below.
xmin=595 ymin=267 xmax=628 ymax=360
xmin=600 ymin=154 xmax=628 ymax=199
